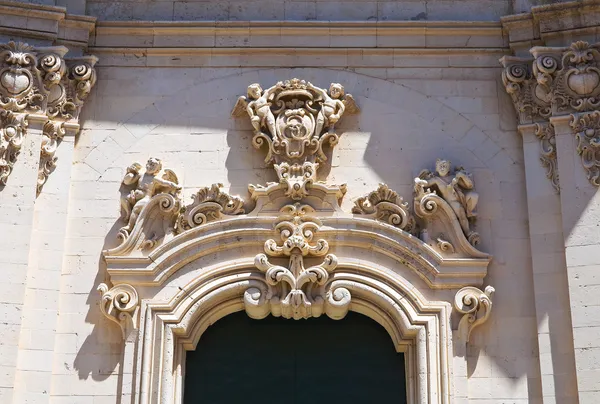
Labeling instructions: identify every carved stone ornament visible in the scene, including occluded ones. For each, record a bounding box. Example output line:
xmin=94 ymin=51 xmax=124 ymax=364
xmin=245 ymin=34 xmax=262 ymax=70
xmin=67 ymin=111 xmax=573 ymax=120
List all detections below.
xmin=0 ymin=41 xmax=97 ymax=191
xmin=177 ymin=183 xmax=245 ymax=231
xmin=232 ymin=79 xmax=358 ymax=203
xmin=500 ymin=41 xmax=600 ymax=188
xmin=0 ymin=111 xmax=27 ymax=185
xmin=454 ymin=285 xmax=495 ymax=343
xmin=244 ymin=204 xmax=351 ymax=320
xmin=352 ymin=183 xmax=417 ymax=234
xmin=571 ymin=111 xmax=600 ymax=185
xmin=116 ymin=157 xmax=182 ymax=252
xmin=97 ymin=283 xmax=139 ymax=339
xmin=414 ymin=159 xmax=480 ymax=246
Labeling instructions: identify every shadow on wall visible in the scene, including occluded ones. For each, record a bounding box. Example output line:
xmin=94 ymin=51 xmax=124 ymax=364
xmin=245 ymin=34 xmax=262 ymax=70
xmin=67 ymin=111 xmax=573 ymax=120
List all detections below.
xmin=76 ymin=67 xmax=562 ymax=402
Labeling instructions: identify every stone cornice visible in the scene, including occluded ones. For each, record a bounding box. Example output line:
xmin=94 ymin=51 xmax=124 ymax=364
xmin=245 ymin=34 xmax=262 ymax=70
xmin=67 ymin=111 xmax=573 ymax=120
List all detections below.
xmin=502 ymin=0 xmax=600 ymax=54
xmin=0 ymin=0 xmax=95 ymax=47
xmin=91 ymin=20 xmax=506 ymax=49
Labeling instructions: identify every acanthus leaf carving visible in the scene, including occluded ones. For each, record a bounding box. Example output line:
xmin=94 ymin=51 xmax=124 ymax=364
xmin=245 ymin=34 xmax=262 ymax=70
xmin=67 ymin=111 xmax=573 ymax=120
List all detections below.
xmin=233 ymin=79 xmax=358 ymax=203
xmin=414 ymin=159 xmax=480 ymax=246
xmin=454 ymin=285 xmax=495 ymax=343
xmin=570 ymin=111 xmax=600 ymax=186
xmin=97 ymin=283 xmax=139 ymax=339
xmin=176 ymin=183 xmax=245 ymax=231
xmin=244 ymin=203 xmax=351 ymax=320
xmin=535 ymin=122 xmax=560 ymax=192
xmin=0 ymin=111 xmax=27 ymax=186
xmin=352 ymin=183 xmax=417 ymax=234
xmin=37 ymin=120 xmax=65 ymax=194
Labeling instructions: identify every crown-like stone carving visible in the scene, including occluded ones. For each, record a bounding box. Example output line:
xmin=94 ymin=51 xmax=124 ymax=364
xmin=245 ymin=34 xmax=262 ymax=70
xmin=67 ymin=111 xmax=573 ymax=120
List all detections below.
xmin=244 ymin=204 xmax=351 ymax=320
xmin=97 ymin=283 xmax=140 ymax=339
xmin=232 ymin=79 xmax=358 ymax=205
xmin=454 ymin=285 xmax=495 ymax=343
xmin=415 ymin=159 xmax=481 ymax=247
xmin=177 ymin=183 xmax=245 ymax=231
xmin=352 ymin=183 xmax=417 ymax=234
xmin=0 ymin=41 xmax=97 ymax=191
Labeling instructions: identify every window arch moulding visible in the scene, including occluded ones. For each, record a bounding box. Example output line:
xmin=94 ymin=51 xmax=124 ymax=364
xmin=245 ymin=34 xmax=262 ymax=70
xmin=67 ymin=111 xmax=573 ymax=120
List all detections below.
xmin=99 ymin=79 xmax=495 ymax=404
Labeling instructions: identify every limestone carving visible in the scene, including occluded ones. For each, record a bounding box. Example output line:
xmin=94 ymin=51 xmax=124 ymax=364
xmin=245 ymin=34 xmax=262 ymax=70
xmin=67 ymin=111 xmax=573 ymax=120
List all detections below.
xmin=244 ymin=204 xmax=350 ymax=320
xmin=97 ymin=283 xmax=139 ymax=339
xmin=37 ymin=120 xmax=65 ymax=194
xmin=436 ymin=236 xmax=455 ymax=254
xmin=352 ymin=183 xmax=416 ymax=233
xmin=0 ymin=111 xmax=27 ymax=185
xmin=177 ymin=183 xmax=245 ymax=231
xmin=570 ymin=111 xmax=600 ymax=185
xmin=0 ymin=41 xmax=96 ymax=190
xmin=454 ymin=285 xmax=495 ymax=342
xmin=117 ymin=157 xmax=181 ymax=250
xmin=535 ymin=122 xmax=560 ymax=191
xmin=232 ymin=79 xmax=358 ymax=201
xmin=415 ymin=159 xmax=480 ymax=246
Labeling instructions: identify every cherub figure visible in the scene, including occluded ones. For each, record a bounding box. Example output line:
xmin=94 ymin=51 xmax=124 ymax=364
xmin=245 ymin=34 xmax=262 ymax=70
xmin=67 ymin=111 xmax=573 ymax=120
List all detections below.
xmin=237 ymin=83 xmax=279 ymax=138
xmin=308 ymin=82 xmax=346 ymax=139
xmin=415 ymin=159 xmax=479 ymax=239
xmin=119 ymin=157 xmax=180 ymax=236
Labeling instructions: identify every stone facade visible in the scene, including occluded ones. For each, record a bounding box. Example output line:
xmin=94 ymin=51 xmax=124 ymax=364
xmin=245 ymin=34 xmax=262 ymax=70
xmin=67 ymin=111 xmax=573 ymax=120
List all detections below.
xmin=1 ymin=0 xmax=600 ymax=404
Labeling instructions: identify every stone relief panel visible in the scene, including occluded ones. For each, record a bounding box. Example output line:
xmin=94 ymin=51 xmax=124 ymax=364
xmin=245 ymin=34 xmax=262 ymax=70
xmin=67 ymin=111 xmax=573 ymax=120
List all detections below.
xmin=501 ymin=40 xmax=600 ymax=188
xmin=0 ymin=41 xmax=96 ymax=192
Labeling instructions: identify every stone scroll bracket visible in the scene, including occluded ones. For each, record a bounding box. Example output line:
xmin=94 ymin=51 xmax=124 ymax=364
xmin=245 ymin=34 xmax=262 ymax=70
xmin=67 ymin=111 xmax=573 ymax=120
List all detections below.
xmin=0 ymin=41 xmax=97 ymax=195
xmin=501 ymin=41 xmax=600 ymax=190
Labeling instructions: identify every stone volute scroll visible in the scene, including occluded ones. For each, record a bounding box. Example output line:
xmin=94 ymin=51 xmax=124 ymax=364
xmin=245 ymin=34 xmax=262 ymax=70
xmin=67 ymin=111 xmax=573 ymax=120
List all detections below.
xmin=244 ymin=203 xmax=351 ymax=321
xmin=232 ymin=79 xmax=358 ymax=208
xmin=352 ymin=183 xmax=417 ymax=234
xmin=454 ymin=285 xmax=495 ymax=343
xmin=0 ymin=41 xmax=97 ymax=193
xmin=501 ymin=41 xmax=600 ymax=188
xmin=97 ymin=283 xmax=140 ymax=339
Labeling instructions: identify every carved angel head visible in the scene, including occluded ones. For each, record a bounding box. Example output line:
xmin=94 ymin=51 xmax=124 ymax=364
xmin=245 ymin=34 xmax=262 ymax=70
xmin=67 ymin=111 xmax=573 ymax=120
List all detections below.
xmin=435 ymin=159 xmax=451 ymax=177
xmin=247 ymin=83 xmax=263 ymax=100
xmin=145 ymin=157 xmax=163 ymax=175
xmin=329 ymin=83 xmax=344 ymax=99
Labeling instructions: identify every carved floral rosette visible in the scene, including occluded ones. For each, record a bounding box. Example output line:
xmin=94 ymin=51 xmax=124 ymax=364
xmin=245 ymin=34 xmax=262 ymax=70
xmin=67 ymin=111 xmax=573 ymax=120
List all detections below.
xmin=232 ymin=79 xmax=358 ymax=201
xmin=177 ymin=183 xmax=245 ymax=231
xmin=454 ymin=285 xmax=495 ymax=342
xmin=244 ymin=204 xmax=351 ymax=320
xmin=352 ymin=183 xmax=417 ymax=234
xmin=97 ymin=283 xmax=139 ymax=339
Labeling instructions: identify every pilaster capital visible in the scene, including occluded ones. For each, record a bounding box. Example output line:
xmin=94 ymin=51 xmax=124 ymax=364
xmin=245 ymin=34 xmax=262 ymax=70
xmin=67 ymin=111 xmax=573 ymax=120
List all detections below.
xmin=0 ymin=41 xmax=97 ymax=193
xmin=500 ymin=40 xmax=600 ymax=190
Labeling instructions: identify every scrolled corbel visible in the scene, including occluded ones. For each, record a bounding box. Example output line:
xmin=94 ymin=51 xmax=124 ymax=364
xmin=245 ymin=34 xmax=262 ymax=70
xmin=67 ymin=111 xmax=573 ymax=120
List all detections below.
xmin=454 ymin=285 xmax=495 ymax=343
xmin=98 ymin=283 xmax=139 ymax=339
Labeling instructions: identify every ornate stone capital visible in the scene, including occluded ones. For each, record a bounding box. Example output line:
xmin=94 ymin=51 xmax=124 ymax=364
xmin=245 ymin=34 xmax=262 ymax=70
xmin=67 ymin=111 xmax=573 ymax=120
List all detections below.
xmin=500 ymin=41 xmax=600 ymax=189
xmin=244 ymin=204 xmax=351 ymax=320
xmin=97 ymin=283 xmax=140 ymax=339
xmin=454 ymin=285 xmax=495 ymax=343
xmin=233 ymin=79 xmax=358 ymax=205
xmin=0 ymin=41 xmax=97 ymax=192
